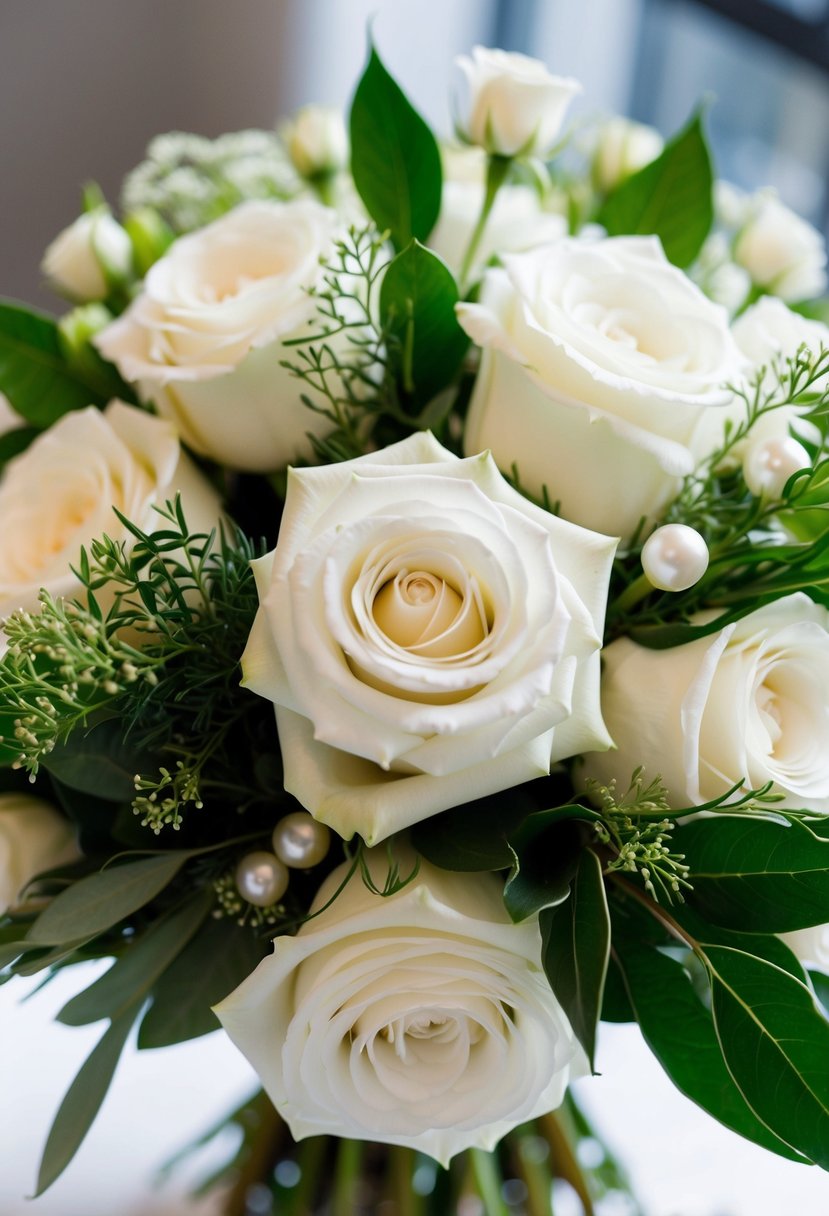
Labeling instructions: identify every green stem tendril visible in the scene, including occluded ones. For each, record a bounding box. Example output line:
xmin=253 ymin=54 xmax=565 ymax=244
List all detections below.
xmin=458 ymin=154 xmax=513 ymax=291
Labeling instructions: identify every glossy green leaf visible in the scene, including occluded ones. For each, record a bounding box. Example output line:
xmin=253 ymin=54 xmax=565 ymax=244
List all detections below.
xmin=138 ymin=915 xmax=269 ymax=1048
xmin=27 ymin=852 xmax=188 ymax=946
xmin=613 ymin=937 xmax=807 ymax=1161
xmin=663 ymin=899 xmax=808 ymax=981
xmin=349 ymin=46 xmax=442 ymax=249
xmin=503 ymin=817 xmax=589 ymax=923
xmin=678 ymin=815 xmax=829 ymax=932
xmin=380 ymin=240 xmax=468 ymax=407
xmin=34 ymin=1007 xmax=139 ymax=1195
xmin=596 ymin=111 xmax=713 ymax=266
xmin=540 ymin=848 xmax=610 ymax=1068
xmin=0 ymin=299 xmax=111 ymax=426
xmin=600 ymin=955 xmax=635 ymax=1023
xmin=412 ymin=785 xmax=542 ymax=871
xmin=706 ymin=945 xmax=829 ymax=1167
xmin=57 ymin=891 xmax=212 ymax=1026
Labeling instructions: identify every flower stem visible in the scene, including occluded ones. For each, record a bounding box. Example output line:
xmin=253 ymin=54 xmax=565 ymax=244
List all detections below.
xmin=332 ymin=1137 xmax=363 ymax=1216
xmin=284 ymin=1137 xmax=327 ymax=1216
xmin=389 ymin=1145 xmax=423 ymax=1216
xmin=458 ymin=154 xmax=513 ymax=292
xmin=469 ymin=1147 xmax=510 ymax=1215
xmin=537 ymin=1111 xmax=595 ymax=1215
xmin=611 ymin=571 xmax=654 ymax=617
xmin=513 ymin=1125 xmax=555 ymax=1216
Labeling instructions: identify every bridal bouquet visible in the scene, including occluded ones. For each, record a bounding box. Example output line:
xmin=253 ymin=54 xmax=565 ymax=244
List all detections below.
xmin=2 ymin=39 xmax=829 ymax=1214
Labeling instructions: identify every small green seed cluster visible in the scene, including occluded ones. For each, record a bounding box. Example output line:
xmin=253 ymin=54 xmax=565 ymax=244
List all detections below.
xmin=212 ymin=871 xmax=284 ymax=929
xmin=588 ymin=770 xmax=692 ymax=904
xmin=133 ymin=763 xmax=204 ymax=834
xmin=1 ymin=595 xmax=157 ymax=776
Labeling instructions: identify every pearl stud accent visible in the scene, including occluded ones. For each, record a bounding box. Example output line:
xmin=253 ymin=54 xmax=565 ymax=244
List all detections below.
xmin=641 ymin=524 xmax=709 ymax=592
xmin=743 ymin=435 xmax=810 ymax=499
xmin=272 ymin=812 xmax=331 ymax=869
xmin=235 ymin=851 xmax=289 ymax=907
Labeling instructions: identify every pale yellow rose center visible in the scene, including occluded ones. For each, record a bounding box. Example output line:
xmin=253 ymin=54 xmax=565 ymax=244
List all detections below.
xmin=371 ymin=570 xmax=488 ymax=659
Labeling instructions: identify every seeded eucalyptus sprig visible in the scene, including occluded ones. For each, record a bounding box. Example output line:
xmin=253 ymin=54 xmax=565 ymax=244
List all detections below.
xmin=0 ymin=499 xmax=268 ymax=832
xmin=607 ymin=346 xmax=829 ymax=647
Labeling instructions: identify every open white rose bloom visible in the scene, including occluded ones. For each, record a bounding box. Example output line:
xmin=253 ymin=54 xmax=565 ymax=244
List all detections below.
xmin=215 ymin=848 xmax=586 ymax=1164
xmin=241 ymin=431 xmax=616 ymax=843
xmin=458 ymin=236 xmax=743 ymax=539
xmin=3 ymin=37 xmax=829 ymax=1216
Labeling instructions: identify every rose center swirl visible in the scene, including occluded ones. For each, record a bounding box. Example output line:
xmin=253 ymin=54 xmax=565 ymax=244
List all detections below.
xmin=370 ymin=568 xmax=489 ymax=660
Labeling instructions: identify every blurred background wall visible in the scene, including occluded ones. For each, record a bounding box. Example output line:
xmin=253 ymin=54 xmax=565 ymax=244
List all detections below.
xmin=3 ymin=0 xmax=829 ymax=307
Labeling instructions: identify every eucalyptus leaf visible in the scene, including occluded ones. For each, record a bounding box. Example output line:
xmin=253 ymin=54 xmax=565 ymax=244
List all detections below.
xmin=613 ymin=936 xmax=807 ymax=1162
xmin=540 ymin=848 xmax=610 ymax=1068
xmin=138 ymin=915 xmax=269 ymax=1048
xmin=34 ymin=1007 xmax=139 ymax=1196
xmin=27 ymin=852 xmax=188 ymax=946
xmin=349 ymin=46 xmax=442 ymax=249
xmin=57 ymin=891 xmax=212 ymax=1026
xmin=44 ymin=718 xmax=160 ymax=802
xmin=706 ymin=945 xmax=829 ymax=1167
xmin=380 ymin=240 xmax=468 ymax=407
xmin=0 ymin=300 xmax=111 ymax=426
xmin=677 ymin=815 xmax=829 ymax=932
xmin=596 ymin=111 xmax=713 ymax=267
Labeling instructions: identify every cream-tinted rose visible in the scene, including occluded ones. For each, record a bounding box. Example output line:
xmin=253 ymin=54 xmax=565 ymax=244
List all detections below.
xmin=456 ymin=47 xmax=581 ymax=158
xmin=41 ymin=207 xmax=133 ymax=302
xmin=215 ymin=848 xmax=585 ymax=1164
xmin=458 ymin=236 xmax=742 ymax=539
xmin=95 ymin=200 xmax=341 ymax=472
xmin=283 ymin=105 xmax=348 ymax=178
xmin=734 ymin=195 xmax=827 ymax=303
xmin=0 ymin=401 xmax=220 ymax=620
xmin=584 ymin=594 xmax=829 ymax=812
xmin=592 ymin=117 xmax=663 ymax=193
xmin=242 ymin=431 xmax=616 ymax=844
xmin=0 ymin=794 xmax=79 ymax=913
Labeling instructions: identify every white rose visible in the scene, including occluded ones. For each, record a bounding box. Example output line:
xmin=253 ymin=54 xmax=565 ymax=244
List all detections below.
xmin=428 ymin=149 xmax=567 ymax=278
xmin=455 ymin=47 xmax=581 ymax=158
xmin=95 ymin=200 xmax=341 ymax=472
xmin=283 ymin=105 xmax=348 ymax=178
xmin=41 ymin=207 xmax=133 ymax=302
xmin=242 ymin=431 xmax=616 ymax=844
xmin=584 ymin=594 xmax=829 ymax=812
xmin=0 ymin=401 xmax=220 ymax=619
xmin=214 ymin=848 xmax=585 ymax=1164
xmin=734 ymin=194 xmax=827 ymax=303
xmin=780 ymin=924 xmax=829 ymax=970
xmin=592 ymin=116 xmax=663 ymax=193
xmin=458 ymin=236 xmax=742 ymax=540
xmin=0 ymin=794 xmax=79 ymax=913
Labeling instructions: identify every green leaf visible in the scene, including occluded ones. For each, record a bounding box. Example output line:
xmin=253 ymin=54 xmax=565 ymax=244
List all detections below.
xmin=663 ymin=898 xmax=808 ymax=981
xmin=613 ymin=937 xmax=807 ymax=1161
xmin=596 ymin=111 xmax=713 ymax=267
xmin=706 ymin=945 xmax=829 ymax=1167
xmin=349 ymin=46 xmax=442 ymax=249
xmin=44 ymin=718 xmax=160 ymax=802
xmin=34 ymin=1007 xmax=139 ymax=1195
xmin=380 ymin=240 xmax=468 ymax=407
xmin=0 ymin=300 xmax=112 ymax=426
xmin=137 ymin=915 xmax=269 ymax=1048
xmin=412 ymin=785 xmax=541 ymax=871
xmin=540 ymin=848 xmax=610 ymax=1069
xmin=503 ymin=817 xmax=590 ymax=923
xmin=600 ymin=955 xmax=635 ymax=1023
xmin=27 ymin=852 xmax=188 ymax=945
xmin=809 ymin=969 xmax=829 ymax=1015
xmin=677 ymin=815 xmax=829 ymax=933
xmin=57 ymin=891 xmax=212 ymax=1026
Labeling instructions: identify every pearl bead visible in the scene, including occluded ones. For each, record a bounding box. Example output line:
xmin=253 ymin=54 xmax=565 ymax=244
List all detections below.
xmin=235 ymin=851 xmax=289 ymax=907
xmin=743 ymin=435 xmax=810 ymax=499
xmin=641 ymin=524 xmax=709 ymax=592
xmin=272 ymin=812 xmax=331 ymax=868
